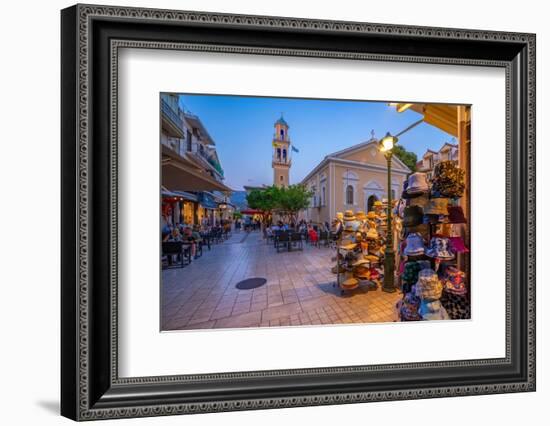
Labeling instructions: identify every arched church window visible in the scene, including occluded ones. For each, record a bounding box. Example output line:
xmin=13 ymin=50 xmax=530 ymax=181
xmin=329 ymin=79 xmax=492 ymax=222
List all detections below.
xmin=346 ymin=185 xmax=354 ymax=205
xmin=277 ymin=148 xmax=281 ymax=159
xmin=367 ymin=195 xmax=378 ymax=212
xmin=283 ymin=149 xmax=287 ymax=160
xmin=280 ymin=129 xmax=285 ymax=139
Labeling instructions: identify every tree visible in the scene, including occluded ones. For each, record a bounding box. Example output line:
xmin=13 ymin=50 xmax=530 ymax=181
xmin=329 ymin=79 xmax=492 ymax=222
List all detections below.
xmin=393 ymin=145 xmax=418 ymax=172
xmin=245 ymin=186 xmax=278 ymax=226
xmin=246 ymin=184 xmax=312 ymax=226
xmin=273 ymin=185 xmax=313 ymax=224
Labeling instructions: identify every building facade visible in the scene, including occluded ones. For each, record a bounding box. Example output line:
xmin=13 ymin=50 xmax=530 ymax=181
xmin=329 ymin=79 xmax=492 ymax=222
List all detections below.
xmin=272 ymin=117 xmax=291 ymax=187
xmin=416 ymin=142 xmax=459 ymax=181
xmin=301 ymin=135 xmax=411 ymax=225
xmin=160 ymin=93 xmax=232 ymax=229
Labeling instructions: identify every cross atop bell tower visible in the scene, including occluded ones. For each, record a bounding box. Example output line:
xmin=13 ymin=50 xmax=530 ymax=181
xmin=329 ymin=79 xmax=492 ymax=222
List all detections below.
xmin=272 ymin=115 xmax=291 ymax=187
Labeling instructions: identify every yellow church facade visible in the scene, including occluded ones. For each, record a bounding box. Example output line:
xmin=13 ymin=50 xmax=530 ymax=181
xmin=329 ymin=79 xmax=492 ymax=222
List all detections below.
xmin=300 ymin=136 xmax=411 ymax=225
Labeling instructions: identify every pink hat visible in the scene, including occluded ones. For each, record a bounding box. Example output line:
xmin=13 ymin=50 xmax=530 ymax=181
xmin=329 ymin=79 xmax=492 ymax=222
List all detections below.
xmin=449 ymin=236 xmax=469 ymax=253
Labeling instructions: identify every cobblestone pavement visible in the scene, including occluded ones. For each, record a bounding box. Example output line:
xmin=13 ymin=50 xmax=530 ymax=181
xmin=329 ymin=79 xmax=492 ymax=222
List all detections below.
xmin=162 ymin=230 xmax=401 ymax=331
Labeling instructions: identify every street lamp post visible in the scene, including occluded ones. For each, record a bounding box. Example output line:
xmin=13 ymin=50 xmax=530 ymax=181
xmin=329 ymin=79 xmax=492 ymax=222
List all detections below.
xmin=379 ymin=132 xmax=398 ymax=293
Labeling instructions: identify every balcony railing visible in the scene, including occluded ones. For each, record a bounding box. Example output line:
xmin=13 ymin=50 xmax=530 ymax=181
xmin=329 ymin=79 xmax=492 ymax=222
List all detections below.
xmin=161 ymin=99 xmax=184 ymax=131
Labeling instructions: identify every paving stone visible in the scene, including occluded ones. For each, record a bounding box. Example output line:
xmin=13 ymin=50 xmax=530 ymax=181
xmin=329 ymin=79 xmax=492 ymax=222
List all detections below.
xmin=162 ymin=230 xmax=401 ymax=330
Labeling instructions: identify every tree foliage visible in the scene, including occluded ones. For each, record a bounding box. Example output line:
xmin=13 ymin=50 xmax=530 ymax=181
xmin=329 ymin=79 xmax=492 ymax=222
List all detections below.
xmin=393 ymin=145 xmax=418 ymax=172
xmin=246 ymin=184 xmax=312 ymax=223
xmin=275 ymin=185 xmax=313 ymax=223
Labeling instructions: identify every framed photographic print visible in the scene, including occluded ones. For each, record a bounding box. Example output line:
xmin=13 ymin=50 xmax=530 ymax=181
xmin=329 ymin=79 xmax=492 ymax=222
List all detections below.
xmin=61 ymin=4 xmax=536 ymax=421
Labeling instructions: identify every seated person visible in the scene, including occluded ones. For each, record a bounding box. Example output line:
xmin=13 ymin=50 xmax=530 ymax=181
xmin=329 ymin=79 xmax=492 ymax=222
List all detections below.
xmin=307 ymin=226 xmax=318 ymax=243
xmin=181 ymin=227 xmax=197 ymax=259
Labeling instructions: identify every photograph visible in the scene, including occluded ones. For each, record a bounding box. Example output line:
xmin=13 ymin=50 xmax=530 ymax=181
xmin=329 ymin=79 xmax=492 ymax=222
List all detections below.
xmin=160 ymin=94 xmax=471 ymax=331
xmin=56 ymin=2 xmax=537 ymax=420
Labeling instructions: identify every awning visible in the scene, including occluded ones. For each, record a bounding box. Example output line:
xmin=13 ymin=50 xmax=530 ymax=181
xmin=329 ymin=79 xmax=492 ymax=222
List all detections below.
xmin=241 ymin=209 xmax=263 ymax=215
xmin=162 ymin=146 xmax=232 ymax=192
xmin=199 ymin=192 xmax=218 ymax=209
xmin=172 ymin=191 xmax=198 ymax=202
xmin=394 ymin=103 xmax=459 ymax=137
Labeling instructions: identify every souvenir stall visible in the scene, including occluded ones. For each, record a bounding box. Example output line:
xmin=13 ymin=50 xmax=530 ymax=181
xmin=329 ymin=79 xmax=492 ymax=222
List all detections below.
xmin=331 ymin=209 xmax=386 ymax=295
xmin=395 ymin=161 xmax=470 ymax=321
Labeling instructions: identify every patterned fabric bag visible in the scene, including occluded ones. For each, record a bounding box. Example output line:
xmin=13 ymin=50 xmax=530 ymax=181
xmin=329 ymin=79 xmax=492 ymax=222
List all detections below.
xmin=431 ymin=161 xmax=466 ymax=198
xmin=402 ymin=261 xmax=421 ymax=285
xmin=399 ymin=292 xmax=422 ymax=321
xmin=440 ymin=292 xmax=471 ymax=319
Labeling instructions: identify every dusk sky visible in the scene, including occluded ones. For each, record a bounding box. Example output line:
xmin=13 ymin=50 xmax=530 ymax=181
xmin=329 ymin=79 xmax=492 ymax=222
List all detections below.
xmin=177 ymin=94 xmax=455 ymax=190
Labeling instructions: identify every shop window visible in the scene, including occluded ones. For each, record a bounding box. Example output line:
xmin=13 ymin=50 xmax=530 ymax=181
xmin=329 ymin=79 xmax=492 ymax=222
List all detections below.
xmin=346 ymin=185 xmax=354 ymax=205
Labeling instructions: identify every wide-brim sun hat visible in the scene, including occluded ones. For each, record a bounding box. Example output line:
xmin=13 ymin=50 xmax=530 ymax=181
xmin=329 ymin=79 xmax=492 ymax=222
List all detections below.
xmin=366 ymin=228 xmax=379 ymax=239
xmin=367 ymin=211 xmax=377 ymax=219
xmin=343 ymin=210 xmax=356 ymax=221
xmin=340 ymin=243 xmax=358 ymax=251
xmin=341 ymin=277 xmax=359 ymax=289
xmin=355 ymin=211 xmax=367 ymax=221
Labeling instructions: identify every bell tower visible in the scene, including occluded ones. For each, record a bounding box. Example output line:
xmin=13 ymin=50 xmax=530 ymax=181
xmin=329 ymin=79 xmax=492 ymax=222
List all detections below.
xmin=272 ymin=115 xmax=291 ymax=187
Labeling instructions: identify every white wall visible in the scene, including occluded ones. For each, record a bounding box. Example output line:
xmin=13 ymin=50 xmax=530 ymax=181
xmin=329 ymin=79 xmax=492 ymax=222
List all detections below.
xmin=0 ymin=0 xmax=547 ymax=424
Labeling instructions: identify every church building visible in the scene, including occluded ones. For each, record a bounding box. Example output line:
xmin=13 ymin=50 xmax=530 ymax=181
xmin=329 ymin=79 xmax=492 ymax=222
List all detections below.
xmin=300 ymin=132 xmax=411 ymax=225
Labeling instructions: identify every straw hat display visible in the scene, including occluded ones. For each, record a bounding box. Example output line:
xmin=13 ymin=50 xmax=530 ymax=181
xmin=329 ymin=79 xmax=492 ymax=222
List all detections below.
xmin=339 ymin=242 xmax=358 ymax=251
xmin=331 ymin=206 xmax=386 ymax=294
xmin=355 ymin=211 xmax=367 ymax=221
xmin=341 ymin=276 xmax=359 ymax=290
xmin=366 ymin=227 xmax=379 ymax=240
xmin=343 ymin=210 xmax=356 ymax=222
